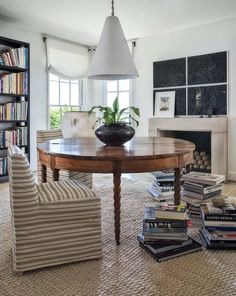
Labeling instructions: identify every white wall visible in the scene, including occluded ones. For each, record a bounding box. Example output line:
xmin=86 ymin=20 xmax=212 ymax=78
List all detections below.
xmin=133 ymin=18 xmax=236 ymax=180
xmin=0 ymin=21 xmax=47 ymax=171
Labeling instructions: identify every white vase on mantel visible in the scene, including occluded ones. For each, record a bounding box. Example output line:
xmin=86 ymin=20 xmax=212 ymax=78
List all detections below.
xmin=61 ymin=111 xmax=97 ymax=138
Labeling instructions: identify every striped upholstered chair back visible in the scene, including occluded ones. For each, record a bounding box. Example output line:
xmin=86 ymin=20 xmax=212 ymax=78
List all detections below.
xmin=8 ymin=146 xmax=38 ymax=228
xmin=36 ymin=129 xmax=93 ymax=188
xmin=36 ymin=129 xmax=63 ymax=183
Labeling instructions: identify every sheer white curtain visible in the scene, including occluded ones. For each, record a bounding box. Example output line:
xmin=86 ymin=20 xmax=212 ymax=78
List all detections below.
xmin=46 ymin=37 xmax=89 ymax=79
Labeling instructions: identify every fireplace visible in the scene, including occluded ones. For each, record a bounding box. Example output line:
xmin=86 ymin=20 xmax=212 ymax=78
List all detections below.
xmin=159 ymin=130 xmax=211 ymax=172
xmin=148 ymin=117 xmax=228 ymax=178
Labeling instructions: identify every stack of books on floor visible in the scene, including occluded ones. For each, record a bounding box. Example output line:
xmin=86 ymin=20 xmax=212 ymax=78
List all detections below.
xmin=199 ymin=197 xmax=236 ymax=249
xmin=137 ymin=203 xmax=202 ymax=262
xmin=147 ymin=170 xmax=177 ymax=202
xmin=182 ymin=172 xmax=225 ymax=225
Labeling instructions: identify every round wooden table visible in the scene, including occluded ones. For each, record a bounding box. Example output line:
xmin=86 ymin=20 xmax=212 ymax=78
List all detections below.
xmin=38 ymin=137 xmax=195 ymax=245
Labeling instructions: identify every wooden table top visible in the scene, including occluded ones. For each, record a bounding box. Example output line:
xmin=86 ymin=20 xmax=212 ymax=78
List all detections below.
xmin=37 ymin=137 xmax=195 ymax=160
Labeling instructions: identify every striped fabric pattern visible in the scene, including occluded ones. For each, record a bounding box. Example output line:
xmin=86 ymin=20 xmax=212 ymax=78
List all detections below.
xmin=8 ymin=145 xmax=102 ymax=272
xmin=38 ymin=180 xmax=96 ymax=202
xmin=36 ymin=129 xmax=93 ymax=188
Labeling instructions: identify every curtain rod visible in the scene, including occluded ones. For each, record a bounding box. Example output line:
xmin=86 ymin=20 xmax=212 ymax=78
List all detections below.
xmin=42 ymin=34 xmax=90 ymax=49
xmin=43 ymin=34 xmax=139 ymax=50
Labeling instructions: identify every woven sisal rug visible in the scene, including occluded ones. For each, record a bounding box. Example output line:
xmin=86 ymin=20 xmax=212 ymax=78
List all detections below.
xmin=0 ymin=174 xmax=236 ymax=296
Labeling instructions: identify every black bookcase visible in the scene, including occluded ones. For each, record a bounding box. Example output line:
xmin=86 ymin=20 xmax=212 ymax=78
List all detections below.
xmin=0 ymin=36 xmax=30 ymax=181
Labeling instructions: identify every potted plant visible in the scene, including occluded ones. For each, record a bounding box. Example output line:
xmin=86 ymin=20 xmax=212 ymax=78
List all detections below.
xmin=88 ymin=97 xmax=140 ymax=146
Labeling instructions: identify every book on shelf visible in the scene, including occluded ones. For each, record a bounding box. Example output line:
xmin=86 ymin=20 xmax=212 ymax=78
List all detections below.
xmin=0 ymin=157 xmax=8 ymax=175
xmin=0 ymin=72 xmax=28 ymax=95
xmin=183 ymin=172 xmax=225 ymax=186
xmin=0 ymin=126 xmax=28 ymax=148
xmin=0 ymin=46 xmax=28 ymax=68
xmin=138 ymin=236 xmax=202 ymax=262
xmin=0 ymin=99 xmax=28 ymax=121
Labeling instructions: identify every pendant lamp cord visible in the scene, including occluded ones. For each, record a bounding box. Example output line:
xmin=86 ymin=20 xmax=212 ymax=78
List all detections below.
xmin=111 ymin=0 xmax=115 ymax=15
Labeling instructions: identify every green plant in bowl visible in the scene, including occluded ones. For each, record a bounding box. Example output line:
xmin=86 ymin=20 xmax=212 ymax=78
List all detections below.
xmin=88 ymin=97 xmax=140 ymax=146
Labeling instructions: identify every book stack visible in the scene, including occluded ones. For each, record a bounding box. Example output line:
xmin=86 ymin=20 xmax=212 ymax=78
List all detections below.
xmin=147 ymin=170 xmax=176 ymax=201
xmin=137 ymin=203 xmax=202 ymax=262
xmin=199 ymin=197 xmax=236 ymax=249
xmin=182 ymin=172 xmax=225 ymax=225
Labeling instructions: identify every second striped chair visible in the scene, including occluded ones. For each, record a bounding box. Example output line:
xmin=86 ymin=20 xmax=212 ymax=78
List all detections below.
xmin=36 ymin=129 xmax=93 ymax=187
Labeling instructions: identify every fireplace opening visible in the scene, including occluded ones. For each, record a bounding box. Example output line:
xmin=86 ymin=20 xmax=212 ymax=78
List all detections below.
xmin=159 ymin=130 xmax=211 ymax=173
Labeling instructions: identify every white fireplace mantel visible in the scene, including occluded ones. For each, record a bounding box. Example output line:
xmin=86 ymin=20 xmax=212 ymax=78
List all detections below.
xmin=148 ymin=117 xmax=228 ymax=178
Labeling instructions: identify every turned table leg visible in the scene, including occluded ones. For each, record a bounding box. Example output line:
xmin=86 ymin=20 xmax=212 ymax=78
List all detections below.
xmin=53 ymin=169 xmax=59 ymax=181
xmin=113 ymin=161 xmax=122 ymax=245
xmin=41 ymin=164 xmax=47 ymax=183
xmin=174 ymin=168 xmax=181 ymax=205
xmin=186 ymin=164 xmax=192 ymax=173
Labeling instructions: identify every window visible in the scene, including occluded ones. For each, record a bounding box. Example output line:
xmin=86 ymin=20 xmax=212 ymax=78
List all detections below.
xmin=48 ymin=73 xmax=83 ymax=129
xmin=106 ymin=80 xmax=130 ymax=109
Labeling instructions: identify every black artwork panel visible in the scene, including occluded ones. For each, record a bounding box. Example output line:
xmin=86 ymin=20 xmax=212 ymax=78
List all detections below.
xmin=153 ymin=89 xmax=186 ymax=116
xmin=188 ymin=85 xmax=227 ymax=116
xmin=188 ymin=52 xmax=227 ymax=85
xmin=153 ymin=58 xmax=186 ymax=88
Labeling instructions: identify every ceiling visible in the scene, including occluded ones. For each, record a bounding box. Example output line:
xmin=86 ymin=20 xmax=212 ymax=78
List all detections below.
xmin=0 ymin=0 xmax=236 ymax=46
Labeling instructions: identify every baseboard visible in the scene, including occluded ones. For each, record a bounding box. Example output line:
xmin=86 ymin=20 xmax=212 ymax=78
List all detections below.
xmin=228 ymin=171 xmax=236 ymax=181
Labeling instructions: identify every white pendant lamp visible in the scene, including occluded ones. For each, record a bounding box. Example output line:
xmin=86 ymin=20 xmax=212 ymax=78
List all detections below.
xmin=88 ymin=0 xmax=138 ymax=80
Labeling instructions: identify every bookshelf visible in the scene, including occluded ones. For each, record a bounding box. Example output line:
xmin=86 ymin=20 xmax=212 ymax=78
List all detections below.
xmin=0 ymin=36 xmax=30 ymax=181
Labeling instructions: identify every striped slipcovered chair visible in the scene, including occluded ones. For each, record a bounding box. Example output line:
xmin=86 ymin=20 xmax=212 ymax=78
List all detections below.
xmin=8 ymin=145 xmax=102 ymax=272
xmin=36 ymin=129 xmax=93 ymax=188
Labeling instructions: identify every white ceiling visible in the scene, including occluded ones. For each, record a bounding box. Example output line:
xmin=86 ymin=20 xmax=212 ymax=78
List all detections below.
xmin=0 ymin=0 xmax=236 ymax=46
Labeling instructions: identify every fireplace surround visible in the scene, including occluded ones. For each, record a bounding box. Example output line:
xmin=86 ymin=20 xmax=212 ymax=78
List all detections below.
xmin=148 ymin=117 xmax=228 ymax=178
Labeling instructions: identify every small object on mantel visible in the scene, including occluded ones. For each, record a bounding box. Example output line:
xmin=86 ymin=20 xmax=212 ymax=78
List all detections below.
xmin=212 ymin=196 xmax=226 ymax=208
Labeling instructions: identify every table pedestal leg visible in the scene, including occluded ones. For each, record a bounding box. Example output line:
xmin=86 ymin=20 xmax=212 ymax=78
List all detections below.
xmin=53 ymin=169 xmax=59 ymax=181
xmin=113 ymin=162 xmax=122 ymax=245
xmin=186 ymin=164 xmax=192 ymax=173
xmin=41 ymin=164 xmax=47 ymax=183
xmin=174 ymin=168 xmax=181 ymax=205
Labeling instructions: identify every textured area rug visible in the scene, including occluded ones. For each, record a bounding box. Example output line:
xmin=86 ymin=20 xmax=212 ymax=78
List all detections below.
xmin=0 ymin=174 xmax=236 ymax=296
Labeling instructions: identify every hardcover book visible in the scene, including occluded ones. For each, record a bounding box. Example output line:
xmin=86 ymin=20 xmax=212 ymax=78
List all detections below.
xmin=199 ymin=229 xmax=236 ymax=249
xmin=139 ymin=237 xmax=202 ymax=262
xmin=183 ymin=172 xmax=225 ymax=186
xmin=137 ymin=234 xmax=193 ymax=254
xmin=201 ymin=203 xmax=236 ymax=221
xmin=183 ymin=189 xmax=222 ymax=200
xmin=137 ymin=234 xmax=184 ymax=245
xmin=153 ymin=203 xmax=187 ymax=221
xmin=201 ymin=227 xmax=236 ymax=241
